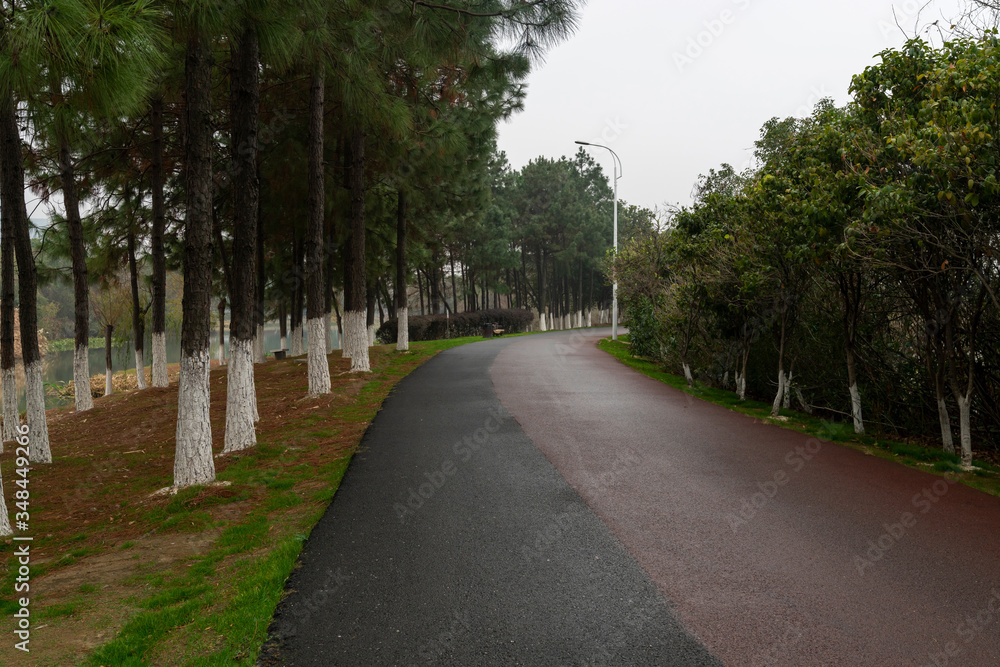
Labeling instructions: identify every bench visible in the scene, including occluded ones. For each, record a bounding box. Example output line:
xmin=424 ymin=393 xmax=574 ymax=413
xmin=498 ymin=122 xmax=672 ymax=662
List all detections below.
xmin=273 ymin=349 xmax=288 ymax=360
xmin=481 ymin=324 xmax=505 ymax=339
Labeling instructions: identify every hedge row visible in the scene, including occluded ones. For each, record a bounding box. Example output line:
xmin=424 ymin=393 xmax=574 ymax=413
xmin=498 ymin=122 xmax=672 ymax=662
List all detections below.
xmin=376 ymin=309 xmax=535 ymax=344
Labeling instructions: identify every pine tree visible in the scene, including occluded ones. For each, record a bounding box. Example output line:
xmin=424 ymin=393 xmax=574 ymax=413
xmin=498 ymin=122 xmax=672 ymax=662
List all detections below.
xmin=223 ymin=19 xmax=262 ymax=453
xmin=174 ymin=28 xmax=217 ymax=488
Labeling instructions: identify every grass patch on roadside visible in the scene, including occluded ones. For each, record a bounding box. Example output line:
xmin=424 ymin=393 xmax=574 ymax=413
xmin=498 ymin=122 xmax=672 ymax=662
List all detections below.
xmin=1 ymin=336 xmax=484 ymax=666
xmin=597 ymin=337 xmax=1000 ymax=498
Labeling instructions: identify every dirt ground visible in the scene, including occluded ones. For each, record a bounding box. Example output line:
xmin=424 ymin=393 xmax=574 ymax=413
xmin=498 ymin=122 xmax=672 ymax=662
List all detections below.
xmin=0 ymin=348 xmax=410 ymax=665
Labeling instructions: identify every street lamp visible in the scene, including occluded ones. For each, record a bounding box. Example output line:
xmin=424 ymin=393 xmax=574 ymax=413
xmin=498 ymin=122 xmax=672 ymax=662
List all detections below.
xmin=575 ymin=140 xmax=621 ymax=340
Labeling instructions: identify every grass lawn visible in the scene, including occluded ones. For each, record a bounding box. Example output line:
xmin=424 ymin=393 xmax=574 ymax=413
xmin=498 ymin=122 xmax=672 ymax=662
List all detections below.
xmin=0 ymin=338 xmax=480 ymax=666
xmin=598 ymin=337 xmax=1000 ymax=499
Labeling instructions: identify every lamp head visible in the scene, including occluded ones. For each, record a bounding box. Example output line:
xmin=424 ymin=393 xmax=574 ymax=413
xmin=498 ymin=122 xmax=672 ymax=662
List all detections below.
xmin=574 ymin=140 xmax=590 ymax=146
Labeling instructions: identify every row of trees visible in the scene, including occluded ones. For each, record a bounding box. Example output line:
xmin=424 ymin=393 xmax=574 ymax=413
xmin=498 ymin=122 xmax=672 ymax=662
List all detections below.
xmin=395 ymin=149 xmax=653 ymax=329
xmin=616 ymin=36 xmax=1000 ymax=468
xmin=0 ymin=0 xmax=584 ymax=515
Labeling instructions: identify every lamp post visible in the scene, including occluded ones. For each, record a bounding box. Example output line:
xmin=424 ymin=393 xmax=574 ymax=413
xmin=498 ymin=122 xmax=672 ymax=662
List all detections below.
xmin=575 ymin=140 xmax=621 ymax=340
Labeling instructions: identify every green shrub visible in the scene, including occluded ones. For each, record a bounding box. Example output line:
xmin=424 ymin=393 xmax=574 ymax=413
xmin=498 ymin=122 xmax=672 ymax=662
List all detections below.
xmin=376 ymin=308 xmax=534 ymax=344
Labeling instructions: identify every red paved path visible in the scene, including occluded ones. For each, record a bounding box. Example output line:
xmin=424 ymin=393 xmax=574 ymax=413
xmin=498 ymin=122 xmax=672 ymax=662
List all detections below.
xmin=491 ymin=330 xmax=1000 ymax=666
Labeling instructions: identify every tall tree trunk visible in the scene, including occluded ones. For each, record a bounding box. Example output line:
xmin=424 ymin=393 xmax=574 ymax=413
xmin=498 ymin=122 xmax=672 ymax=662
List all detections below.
xmin=254 ymin=160 xmax=267 ymax=364
xmin=345 ymin=125 xmax=369 ymax=371
xmin=738 ymin=344 xmax=750 ymax=401
xmin=333 ymin=292 xmax=343 ymax=351
xmin=845 ymin=343 xmax=863 ymax=435
xmin=366 ymin=280 xmax=376 ymax=346
xmin=278 ymin=300 xmax=287 ymax=350
xmin=304 ymin=65 xmax=331 ymax=396
xmin=105 ymin=325 xmax=114 ymax=396
xmin=396 ymin=190 xmax=409 ymax=351
xmin=1 ymin=142 xmax=18 ymax=442
xmin=536 ymin=249 xmax=546 ymax=330
xmin=174 ymin=33 xmax=217 ymax=488
xmin=324 ymin=198 xmax=336 ymax=355
xmin=223 ymin=22 xmax=261 ymax=455
xmin=54 ymin=73 xmax=93 ymax=411
xmin=59 ymin=138 xmax=94 ymax=412
xmin=1 ymin=93 xmax=50 ymax=462
xmin=290 ymin=233 xmax=304 ymax=357
xmin=934 ymin=354 xmax=955 ymax=453
xmin=429 ymin=260 xmax=441 ymax=315
xmin=217 ymin=298 xmax=226 ymax=365
xmin=127 ymin=220 xmax=147 ymax=389
xmin=839 ymin=273 xmax=864 ymax=434
xmin=416 ymin=270 xmax=424 ymax=316
xmin=450 ymin=248 xmax=458 ymax=315
xmin=150 ymin=95 xmax=169 ymax=387
xmin=770 ymin=307 xmax=788 ymax=417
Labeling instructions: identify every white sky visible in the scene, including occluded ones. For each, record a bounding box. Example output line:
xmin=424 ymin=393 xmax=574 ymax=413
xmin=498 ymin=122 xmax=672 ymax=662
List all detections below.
xmin=496 ymin=0 xmax=969 ymax=212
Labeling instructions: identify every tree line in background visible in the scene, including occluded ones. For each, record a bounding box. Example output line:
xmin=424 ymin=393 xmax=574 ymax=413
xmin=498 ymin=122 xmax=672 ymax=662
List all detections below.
xmin=616 ymin=36 xmax=1000 ymax=469
xmin=0 ymin=0 xmax=588 ymax=531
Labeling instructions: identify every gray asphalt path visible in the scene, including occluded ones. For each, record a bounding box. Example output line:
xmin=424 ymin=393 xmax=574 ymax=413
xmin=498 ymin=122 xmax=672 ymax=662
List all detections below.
xmin=263 ymin=335 xmax=722 ymax=666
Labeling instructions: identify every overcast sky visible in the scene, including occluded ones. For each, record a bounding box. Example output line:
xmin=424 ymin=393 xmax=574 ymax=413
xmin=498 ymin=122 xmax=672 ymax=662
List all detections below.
xmin=495 ymin=0 xmax=969 ymax=214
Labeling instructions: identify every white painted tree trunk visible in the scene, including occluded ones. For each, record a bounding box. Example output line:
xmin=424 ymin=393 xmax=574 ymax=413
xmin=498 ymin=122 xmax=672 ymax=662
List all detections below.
xmin=307 ymin=317 xmax=331 ymax=396
xmin=254 ymin=325 xmax=267 ymax=364
xmin=783 ymin=372 xmax=793 ymax=410
xmin=74 ymin=345 xmax=93 ymax=412
xmin=174 ymin=350 xmax=216 ymax=487
xmin=736 ymin=372 xmax=747 ymax=401
xmin=937 ymin=399 xmax=954 ymax=454
xmin=539 ymin=313 xmax=547 ymax=332
xmin=325 ymin=313 xmax=334 ymax=355
xmin=344 ymin=311 xmax=370 ymax=372
xmin=105 ymin=365 xmax=113 ymax=396
xmin=396 ymin=307 xmax=409 ymax=352
xmin=586 ymin=310 xmax=592 ymax=328
xmin=682 ymin=362 xmax=693 ymax=387
xmin=216 ymin=342 xmax=225 ymax=366
xmin=722 ymin=371 xmax=729 ymax=388
xmin=25 ymin=361 xmax=51 ymax=463
xmin=795 ymin=388 xmax=813 ymax=414
xmin=280 ymin=335 xmax=287 ymax=351
xmin=957 ymin=393 xmax=973 ymax=469
xmin=849 ymin=383 xmax=864 ymax=434
xmin=135 ymin=350 xmax=148 ymax=389
xmin=152 ymin=332 xmax=168 ymax=387
xmin=0 ymin=468 xmax=10 ymax=536
xmin=290 ymin=325 xmax=304 ymax=357
xmin=2 ymin=367 xmax=18 ymax=442
xmin=770 ymin=370 xmax=785 ymax=417
xmin=223 ymin=339 xmax=257 ymax=454
xmin=367 ymin=323 xmax=376 ymax=346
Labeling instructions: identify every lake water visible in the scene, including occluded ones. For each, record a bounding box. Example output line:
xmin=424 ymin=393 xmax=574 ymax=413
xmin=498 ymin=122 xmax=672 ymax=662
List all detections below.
xmin=12 ymin=324 xmax=341 ymax=410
